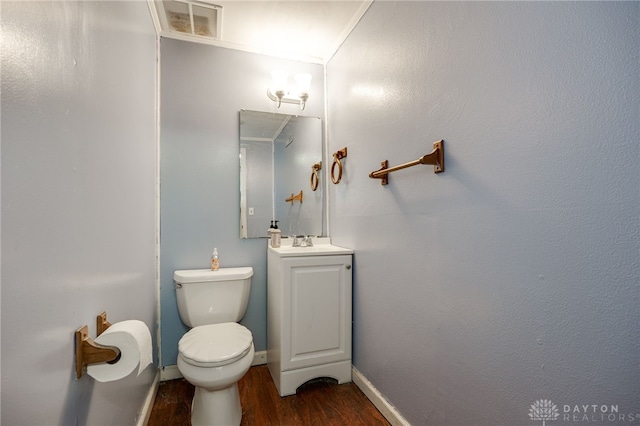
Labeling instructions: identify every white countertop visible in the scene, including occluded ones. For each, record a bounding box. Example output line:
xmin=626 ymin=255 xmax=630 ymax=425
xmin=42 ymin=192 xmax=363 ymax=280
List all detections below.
xmin=268 ymin=237 xmax=353 ymax=257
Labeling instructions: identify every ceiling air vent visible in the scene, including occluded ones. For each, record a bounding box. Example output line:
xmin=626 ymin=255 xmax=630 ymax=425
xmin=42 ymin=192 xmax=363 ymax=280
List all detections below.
xmin=156 ymin=0 xmax=222 ymax=39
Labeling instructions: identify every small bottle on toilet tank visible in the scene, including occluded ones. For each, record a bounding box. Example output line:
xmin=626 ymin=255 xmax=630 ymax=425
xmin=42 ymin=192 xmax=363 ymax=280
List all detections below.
xmin=210 ymin=248 xmax=220 ymax=271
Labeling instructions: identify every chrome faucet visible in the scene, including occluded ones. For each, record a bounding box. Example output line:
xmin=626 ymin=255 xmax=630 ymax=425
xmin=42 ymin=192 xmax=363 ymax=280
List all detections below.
xmin=292 ymin=235 xmax=314 ymax=247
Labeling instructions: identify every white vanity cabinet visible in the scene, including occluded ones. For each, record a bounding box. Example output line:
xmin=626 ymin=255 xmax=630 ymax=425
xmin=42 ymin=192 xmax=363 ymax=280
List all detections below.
xmin=267 ymin=241 xmax=353 ymax=397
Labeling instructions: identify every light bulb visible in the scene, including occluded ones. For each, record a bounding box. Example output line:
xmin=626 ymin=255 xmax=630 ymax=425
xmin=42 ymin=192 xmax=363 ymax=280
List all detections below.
xmin=271 ymin=70 xmax=289 ymax=91
xmin=295 ymin=73 xmax=312 ymax=95
xmin=295 ymin=73 xmax=312 ymax=110
xmin=270 ymin=70 xmax=289 ymax=108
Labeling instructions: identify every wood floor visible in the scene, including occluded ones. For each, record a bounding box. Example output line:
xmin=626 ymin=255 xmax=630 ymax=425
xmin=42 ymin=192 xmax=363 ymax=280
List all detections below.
xmin=148 ymin=365 xmax=390 ymax=426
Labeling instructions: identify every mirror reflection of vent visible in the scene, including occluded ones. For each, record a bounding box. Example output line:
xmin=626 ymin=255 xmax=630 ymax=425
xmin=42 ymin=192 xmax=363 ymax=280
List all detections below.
xmin=158 ymin=0 xmax=222 ymax=39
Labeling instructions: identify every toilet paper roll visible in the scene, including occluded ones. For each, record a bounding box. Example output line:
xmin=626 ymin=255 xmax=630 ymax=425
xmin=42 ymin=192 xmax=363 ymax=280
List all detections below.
xmin=87 ymin=320 xmax=153 ymax=382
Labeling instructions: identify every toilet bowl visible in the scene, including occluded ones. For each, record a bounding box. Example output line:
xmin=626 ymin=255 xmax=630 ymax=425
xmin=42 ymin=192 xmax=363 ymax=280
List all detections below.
xmin=174 ymin=267 xmax=254 ymax=426
xmin=178 ymin=323 xmax=254 ymax=426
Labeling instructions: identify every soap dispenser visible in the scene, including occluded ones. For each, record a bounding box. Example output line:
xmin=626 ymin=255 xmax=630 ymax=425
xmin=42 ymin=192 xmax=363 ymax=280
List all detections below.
xmin=270 ymin=221 xmax=281 ymax=248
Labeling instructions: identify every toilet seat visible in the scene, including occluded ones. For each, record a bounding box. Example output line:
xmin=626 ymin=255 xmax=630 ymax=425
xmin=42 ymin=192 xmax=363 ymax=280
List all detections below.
xmin=179 ymin=323 xmax=253 ymax=368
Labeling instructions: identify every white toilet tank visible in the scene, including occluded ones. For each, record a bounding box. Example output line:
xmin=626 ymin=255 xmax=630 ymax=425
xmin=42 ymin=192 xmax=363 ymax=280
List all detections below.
xmin=174 ymin=267 xmax=253 ymax=328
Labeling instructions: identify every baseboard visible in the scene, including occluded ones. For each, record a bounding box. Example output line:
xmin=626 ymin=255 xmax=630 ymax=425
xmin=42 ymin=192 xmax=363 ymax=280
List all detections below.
xmin=160 ymin=364 xmax=183 ymax=381
xmin=252 ymin=349 xmax=267 ymax=365
xmin=137 ymin=369 xmax=160 ymax=426
xmin=160 ymin=350 xmax=268 ymax=382
xmin=352 ymin=366 xmax=411 ymax=426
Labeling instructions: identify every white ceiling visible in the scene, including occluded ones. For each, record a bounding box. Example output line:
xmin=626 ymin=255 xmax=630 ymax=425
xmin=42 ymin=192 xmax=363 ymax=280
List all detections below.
xmin=150 ymin=0 xmax=372 ymax=64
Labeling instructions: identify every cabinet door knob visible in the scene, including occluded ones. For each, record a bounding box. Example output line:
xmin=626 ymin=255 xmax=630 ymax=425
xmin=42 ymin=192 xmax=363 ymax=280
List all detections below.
xmin=346 ymin=265 xmax=351 ymax=270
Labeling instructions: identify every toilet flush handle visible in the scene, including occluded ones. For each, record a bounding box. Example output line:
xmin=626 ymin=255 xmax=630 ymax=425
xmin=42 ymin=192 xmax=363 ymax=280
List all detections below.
xmin=175 ymin=282 xmax=182 ymax=289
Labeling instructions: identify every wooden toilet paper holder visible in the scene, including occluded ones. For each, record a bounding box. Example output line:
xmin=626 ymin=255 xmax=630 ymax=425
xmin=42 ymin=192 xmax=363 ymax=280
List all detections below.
xmin=75 ymin=311 xmax=121 ymax=379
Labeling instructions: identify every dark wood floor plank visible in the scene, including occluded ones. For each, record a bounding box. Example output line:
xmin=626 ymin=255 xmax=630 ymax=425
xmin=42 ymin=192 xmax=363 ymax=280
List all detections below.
xmin=148 ymin=365 xmax=390 ymax=426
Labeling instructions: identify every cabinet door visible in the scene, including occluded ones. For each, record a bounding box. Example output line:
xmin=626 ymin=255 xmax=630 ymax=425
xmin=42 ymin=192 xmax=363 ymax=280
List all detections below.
xmin=282 ymin=255 xmax=352 ymax=371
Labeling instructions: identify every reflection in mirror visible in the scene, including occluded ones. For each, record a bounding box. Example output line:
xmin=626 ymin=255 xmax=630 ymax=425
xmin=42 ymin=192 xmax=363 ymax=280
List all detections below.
xmin=240 ymin=110 xmax=323 ymax=239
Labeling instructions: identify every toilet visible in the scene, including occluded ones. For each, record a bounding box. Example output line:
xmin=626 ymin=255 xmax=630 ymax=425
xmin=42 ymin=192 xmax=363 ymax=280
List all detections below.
xmin=174 ymin=267 xmax=255 ymax=426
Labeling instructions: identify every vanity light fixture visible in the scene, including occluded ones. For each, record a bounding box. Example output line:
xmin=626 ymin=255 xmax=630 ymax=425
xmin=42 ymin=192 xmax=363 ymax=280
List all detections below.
xmin=267 ymin=70 xmax=312 ymax=110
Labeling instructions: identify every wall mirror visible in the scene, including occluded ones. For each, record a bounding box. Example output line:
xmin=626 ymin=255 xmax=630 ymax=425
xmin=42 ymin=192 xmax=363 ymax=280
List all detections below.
xmin=240 ymin=110 xmax=324 ymax=239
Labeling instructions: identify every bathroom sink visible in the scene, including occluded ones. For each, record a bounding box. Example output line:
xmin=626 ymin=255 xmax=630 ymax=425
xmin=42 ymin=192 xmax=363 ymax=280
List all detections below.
xmin=269 ymin=238 xmax=353 ymax=257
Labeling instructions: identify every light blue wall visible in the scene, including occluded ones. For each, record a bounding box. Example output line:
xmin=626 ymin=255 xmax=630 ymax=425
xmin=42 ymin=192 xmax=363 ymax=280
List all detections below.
xmin=2 ymin=2 xmax=158 ymax=424
xmin=327 ymin=2 xmax=639 ymax=425
xmin=159 ymin=39 xmax=325 ymax=367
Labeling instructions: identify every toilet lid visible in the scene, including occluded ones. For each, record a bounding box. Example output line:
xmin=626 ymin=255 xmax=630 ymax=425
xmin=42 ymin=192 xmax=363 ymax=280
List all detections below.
xmin=179 ymin=323 xmax=253 ymax=368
